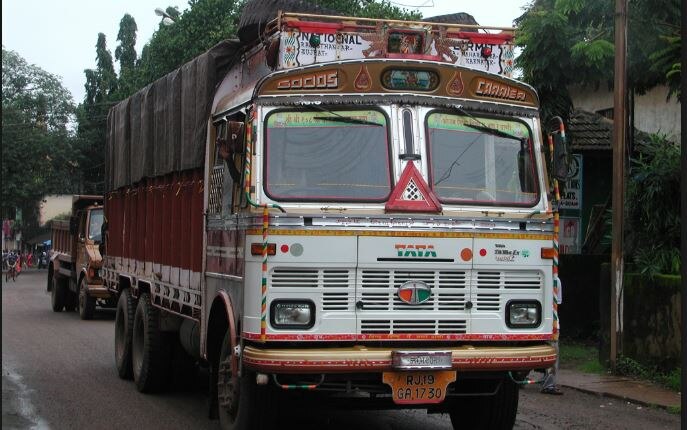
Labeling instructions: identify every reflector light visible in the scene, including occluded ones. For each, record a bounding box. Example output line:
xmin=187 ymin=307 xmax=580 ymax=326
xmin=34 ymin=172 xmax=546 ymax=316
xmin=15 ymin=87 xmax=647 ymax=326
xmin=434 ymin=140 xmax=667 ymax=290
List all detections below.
xmin=251 ymin=243 xmax=277 ymax=256
xmin=540 ymin=247 xmax=555 ymax=259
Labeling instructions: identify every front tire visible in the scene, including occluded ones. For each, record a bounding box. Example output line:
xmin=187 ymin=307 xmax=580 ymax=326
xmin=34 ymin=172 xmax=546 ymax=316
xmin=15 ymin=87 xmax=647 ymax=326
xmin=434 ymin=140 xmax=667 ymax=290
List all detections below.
xmin=448 ymin=377 xmax=519 ymax=430
xmin=78 ymin=278 xmax=96 ymax=320
xmin=132 ymin=292 xmax=172 ymax=392
xmin=51 ymin=275 xmax=66 ymax=312
xmin=115 ymin=289 xmax=136 ymax=379
xmin=217 ymin=330 xmax=274 ymax=430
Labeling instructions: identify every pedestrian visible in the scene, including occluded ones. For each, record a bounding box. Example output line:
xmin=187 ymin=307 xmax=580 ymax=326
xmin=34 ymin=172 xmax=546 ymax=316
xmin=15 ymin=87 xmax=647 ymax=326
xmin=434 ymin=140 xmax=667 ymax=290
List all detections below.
xmin=27 ymin=252 xmax=34 ymax=268
xmin=541 ymin=276 xmax=563 ymax=395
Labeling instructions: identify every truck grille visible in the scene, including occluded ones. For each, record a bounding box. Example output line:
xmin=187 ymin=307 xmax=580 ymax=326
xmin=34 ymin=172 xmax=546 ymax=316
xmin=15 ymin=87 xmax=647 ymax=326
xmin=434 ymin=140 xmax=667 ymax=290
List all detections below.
xmin=269 ymin=268 xmax=543 ymax=315
xmin=361 ymin=319 xmax=467 ymax=334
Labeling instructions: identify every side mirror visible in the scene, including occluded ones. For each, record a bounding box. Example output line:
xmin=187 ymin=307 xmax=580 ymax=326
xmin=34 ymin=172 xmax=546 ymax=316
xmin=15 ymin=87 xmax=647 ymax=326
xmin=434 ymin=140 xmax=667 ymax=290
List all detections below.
xmin=69 ymin=216 xmax=79 ymax=235
xmin=217 ymin=121 xmax=245 ymax=161
xmin=517 ymin=139 xmax=535 ymax=193
xmin=552 ymin=132 xmax=570 ymax=181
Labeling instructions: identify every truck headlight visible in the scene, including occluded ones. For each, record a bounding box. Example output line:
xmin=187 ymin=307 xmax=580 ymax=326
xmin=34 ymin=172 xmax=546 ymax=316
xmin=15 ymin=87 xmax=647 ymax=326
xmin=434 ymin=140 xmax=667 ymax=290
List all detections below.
xmin=270 ymin=300 xmax=315 ymax=329
xmin=506 ymin=300 xmax=541 ymax=328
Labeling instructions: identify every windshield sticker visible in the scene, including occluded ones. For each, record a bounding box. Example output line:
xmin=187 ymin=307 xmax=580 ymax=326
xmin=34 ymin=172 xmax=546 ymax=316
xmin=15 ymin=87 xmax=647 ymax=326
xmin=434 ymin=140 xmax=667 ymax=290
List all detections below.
xmin=427 ymin=113 xmax=528 ymax=138
xmin=268 ymin=110 xmax=385 ymax=128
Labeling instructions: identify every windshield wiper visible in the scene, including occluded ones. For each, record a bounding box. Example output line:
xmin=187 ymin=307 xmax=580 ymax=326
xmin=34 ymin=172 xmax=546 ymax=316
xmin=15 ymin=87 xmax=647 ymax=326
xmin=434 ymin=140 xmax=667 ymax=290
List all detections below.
xmin=313 ymin=115 xmax=382 ymax=127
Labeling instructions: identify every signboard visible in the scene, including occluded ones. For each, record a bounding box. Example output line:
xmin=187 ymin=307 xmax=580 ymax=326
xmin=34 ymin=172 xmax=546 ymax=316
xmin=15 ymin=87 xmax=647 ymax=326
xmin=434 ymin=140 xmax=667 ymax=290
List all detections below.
xmin=279 ymin=30 xmax=515 ymax=77
xmin=559 ymin=154 xmax=583 ymax=210
xmin=559 ymin=217 xmax=581 ymax=254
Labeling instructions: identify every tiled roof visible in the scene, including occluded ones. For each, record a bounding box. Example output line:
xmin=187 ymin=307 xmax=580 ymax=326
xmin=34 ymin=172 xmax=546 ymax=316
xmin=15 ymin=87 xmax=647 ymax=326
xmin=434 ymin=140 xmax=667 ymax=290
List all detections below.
xmin=567 ymin=110 xmax=613 ymax=151
xmin=567 ymin=109 xmax=652 ymax=152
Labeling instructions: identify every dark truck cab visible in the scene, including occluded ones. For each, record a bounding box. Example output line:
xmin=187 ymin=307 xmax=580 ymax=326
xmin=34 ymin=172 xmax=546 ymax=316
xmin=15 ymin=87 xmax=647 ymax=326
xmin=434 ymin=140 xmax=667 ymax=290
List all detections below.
xmin=48 ymin=195 xmax=111 ymax=319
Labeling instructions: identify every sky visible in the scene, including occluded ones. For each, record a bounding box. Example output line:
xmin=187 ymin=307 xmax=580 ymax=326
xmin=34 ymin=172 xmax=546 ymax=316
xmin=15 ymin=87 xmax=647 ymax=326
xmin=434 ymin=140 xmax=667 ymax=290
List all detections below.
xmin=2 ymin=0 xmax=530 ymax=104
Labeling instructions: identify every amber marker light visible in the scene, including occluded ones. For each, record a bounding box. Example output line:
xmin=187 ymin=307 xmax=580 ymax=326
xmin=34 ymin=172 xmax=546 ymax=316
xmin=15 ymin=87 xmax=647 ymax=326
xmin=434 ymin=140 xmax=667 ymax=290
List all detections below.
xmin=251 ymin=243 xmax=277 ymax=256
xmin=540 ymin=247 xmax=555 ymax=259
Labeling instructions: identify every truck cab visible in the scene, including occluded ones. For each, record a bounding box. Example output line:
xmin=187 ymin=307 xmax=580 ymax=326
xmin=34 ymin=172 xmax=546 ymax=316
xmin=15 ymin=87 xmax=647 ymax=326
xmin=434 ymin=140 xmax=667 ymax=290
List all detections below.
xmin=48 ymin=195 xmax=111 ymax=319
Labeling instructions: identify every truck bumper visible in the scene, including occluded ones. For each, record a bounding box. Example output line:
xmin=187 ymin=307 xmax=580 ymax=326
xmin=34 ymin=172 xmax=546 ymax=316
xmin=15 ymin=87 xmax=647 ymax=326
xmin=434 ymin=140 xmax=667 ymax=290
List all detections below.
xmin=242 ymin=344 xmax=556 ymax=374
xmin=86 ymin=284 xmax=111 ymax=299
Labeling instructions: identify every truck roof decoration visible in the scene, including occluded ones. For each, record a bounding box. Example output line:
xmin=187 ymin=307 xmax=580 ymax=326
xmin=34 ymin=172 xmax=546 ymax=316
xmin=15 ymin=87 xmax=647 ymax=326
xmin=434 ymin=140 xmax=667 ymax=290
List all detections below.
xmin=267 ymin=12 xmax=516 ymax=77
xmin=106 ymin=40 xmax=242 ymax=192
xmin=256 ymin=60 xmax=538 ymax=107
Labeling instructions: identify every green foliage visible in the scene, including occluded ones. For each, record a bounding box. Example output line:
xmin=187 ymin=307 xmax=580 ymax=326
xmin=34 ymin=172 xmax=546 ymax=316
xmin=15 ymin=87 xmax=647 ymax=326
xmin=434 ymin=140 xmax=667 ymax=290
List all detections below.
xmin=314 ymin=0 xmax=420 ymax=20
xmin=115 ymin=14 xmax=138 ymax=98
xmin=559 ymin=341 xmax=605 ymax=374
xmin=650 ymin=32 xmax=681 ymax=100
xmin=1 ymin=48 xmax=79 ymax=231
xmin=616 ymin=355 xmax=681 ymax=392
xmin=515 ymin=0 xmax=680 ymax=122
xmin=626 ymin=134 xmax=681 ymax=276
xmin=76 ymin=33 xmax=120 ymax=194
xmin=136 ymin=0 xmax=244 ymax=87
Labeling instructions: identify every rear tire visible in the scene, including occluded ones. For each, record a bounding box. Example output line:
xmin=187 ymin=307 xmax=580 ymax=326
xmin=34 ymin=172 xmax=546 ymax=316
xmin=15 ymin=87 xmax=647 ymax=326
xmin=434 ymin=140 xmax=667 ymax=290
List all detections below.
xmin=448 ymin=378 xmax=519 ymax=430
xmin=78 ymin=278 xmax=96 ymax=320
xmin=51 ymin=275 xmax=66 ymax=312
xmin=115 ymin=289 xmax=136 ymax=380
xmin=132 ymin=292 xmax=172 ymax=393
xmin=217 ymin=330 xmax=275 ymax=430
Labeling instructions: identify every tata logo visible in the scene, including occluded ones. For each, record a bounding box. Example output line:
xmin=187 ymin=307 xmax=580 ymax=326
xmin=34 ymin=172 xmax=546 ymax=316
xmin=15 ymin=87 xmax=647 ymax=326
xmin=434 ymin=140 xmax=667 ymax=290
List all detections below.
xmin=395 ymin=244 xmax=437 ymax=258
xmin=398 ymin=281 xmax=431 ymax=305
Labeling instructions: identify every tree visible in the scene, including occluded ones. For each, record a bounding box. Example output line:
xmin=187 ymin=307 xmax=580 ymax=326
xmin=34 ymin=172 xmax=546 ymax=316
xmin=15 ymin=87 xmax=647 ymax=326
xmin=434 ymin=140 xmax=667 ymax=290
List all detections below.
xmin=136 ymin=0 xmax=244 ymax=86
xmin=312 ymin=0 xmax=420 ymax=20
xmin=115 ymin=14 xmax=139 ymax=98
xmin=514 ymin=0 xmax=680 ymax=122
xmin=2 ymin=48 xmax=77 ymax=237
xmin=76 ymin=33 xmax=119 ymax=194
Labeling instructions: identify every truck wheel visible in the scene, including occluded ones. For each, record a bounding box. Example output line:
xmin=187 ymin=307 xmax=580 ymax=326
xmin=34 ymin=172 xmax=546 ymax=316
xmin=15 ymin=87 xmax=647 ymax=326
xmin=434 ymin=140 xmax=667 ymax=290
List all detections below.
xmin=132 ymin=292 xmax=172 ymax=393
xmin=217 ymin=330 xmax=275 ymax=430
xmin=448 ymin=378 xmax=519 ymax=430
xmin=237 ymin=0 xmax=341 ymax=43
xmin=51 ymin=276 xmax=66 ymax=312
xmin=78 ymin=278 xmax=96 ymax=320
xmin=65 ymin=291 xmax=78 ymax=312
xmin=115 ymin=289 xmax=135 ymax=380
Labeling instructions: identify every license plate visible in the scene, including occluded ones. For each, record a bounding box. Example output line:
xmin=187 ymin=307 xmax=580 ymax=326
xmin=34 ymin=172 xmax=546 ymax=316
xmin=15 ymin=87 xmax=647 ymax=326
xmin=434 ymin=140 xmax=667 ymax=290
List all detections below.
xmin=383 ymin=370 xmax=456 ymax=405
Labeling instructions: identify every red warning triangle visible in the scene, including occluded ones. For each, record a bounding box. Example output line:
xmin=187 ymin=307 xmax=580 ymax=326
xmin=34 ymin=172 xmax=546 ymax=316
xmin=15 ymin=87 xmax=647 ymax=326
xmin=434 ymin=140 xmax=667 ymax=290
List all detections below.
xmin=385 ymin=161 xmax=442 ymax=213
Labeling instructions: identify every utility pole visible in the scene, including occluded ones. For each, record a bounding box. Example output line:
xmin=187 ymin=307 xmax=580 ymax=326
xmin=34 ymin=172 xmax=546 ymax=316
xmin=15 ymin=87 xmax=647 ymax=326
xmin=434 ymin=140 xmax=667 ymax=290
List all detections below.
xmin=610 ymin=0 xmax=628 ymax=371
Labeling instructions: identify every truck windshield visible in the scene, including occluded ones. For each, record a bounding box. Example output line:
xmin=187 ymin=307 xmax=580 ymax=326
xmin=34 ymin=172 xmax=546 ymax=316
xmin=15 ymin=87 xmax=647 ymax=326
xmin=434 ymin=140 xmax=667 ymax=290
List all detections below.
xmin=264 ymin=109 xmax=391 ymax=201
xmin=426 ymin=112 xmax=539 ymax=206
xmin=88 ymin=208 xmax=104 ymax=242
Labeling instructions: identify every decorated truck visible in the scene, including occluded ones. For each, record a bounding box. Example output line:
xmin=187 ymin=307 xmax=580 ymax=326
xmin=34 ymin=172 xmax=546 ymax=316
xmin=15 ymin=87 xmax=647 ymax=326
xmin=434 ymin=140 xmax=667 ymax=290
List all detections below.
xmin=48 ymin=195 xmax=110 ymax=320
xmin=104 ymin=3 xmax=567 ymax=429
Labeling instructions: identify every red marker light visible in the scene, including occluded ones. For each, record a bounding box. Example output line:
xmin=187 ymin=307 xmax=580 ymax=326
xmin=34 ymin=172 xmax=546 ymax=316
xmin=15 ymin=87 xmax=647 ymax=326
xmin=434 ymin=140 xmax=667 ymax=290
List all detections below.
xmin=280 ymin=244 xmax=289 ymax=253
xmin=479 ymin=249 xmax=487 ymax=257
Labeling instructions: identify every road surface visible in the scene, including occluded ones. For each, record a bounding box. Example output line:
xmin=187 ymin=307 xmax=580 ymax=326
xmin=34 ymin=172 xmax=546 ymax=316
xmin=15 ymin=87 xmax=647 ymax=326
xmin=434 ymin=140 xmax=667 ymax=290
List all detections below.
xmin=2 ymin=271 xmax=680 ymax=429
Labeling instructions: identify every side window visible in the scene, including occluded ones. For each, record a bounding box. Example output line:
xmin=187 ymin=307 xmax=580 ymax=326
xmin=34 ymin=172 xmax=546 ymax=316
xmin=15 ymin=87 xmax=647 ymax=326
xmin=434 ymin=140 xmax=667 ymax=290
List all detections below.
xmin=209 ymin=113 xmax=246 ymax=216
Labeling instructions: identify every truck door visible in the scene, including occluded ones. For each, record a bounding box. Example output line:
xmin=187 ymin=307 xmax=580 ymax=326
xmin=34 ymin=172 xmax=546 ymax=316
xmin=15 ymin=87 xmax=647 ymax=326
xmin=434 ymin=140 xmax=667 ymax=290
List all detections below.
xmin=355 ymin=236 xmax=473 ymax=340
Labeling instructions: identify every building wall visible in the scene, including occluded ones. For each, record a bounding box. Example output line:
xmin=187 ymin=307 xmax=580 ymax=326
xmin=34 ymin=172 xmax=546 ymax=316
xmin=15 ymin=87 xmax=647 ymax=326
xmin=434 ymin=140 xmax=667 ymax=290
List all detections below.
xmin=39 ymin=195 xmax=72 ymax=226
xmin=570 ymin=85 xmax=680 ymax=142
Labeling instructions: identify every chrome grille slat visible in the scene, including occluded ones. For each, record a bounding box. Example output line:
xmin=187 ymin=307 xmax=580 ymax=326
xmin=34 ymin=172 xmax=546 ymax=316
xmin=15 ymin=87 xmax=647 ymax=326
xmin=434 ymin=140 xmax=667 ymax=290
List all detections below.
xmin=269 ymin=268 xmax=543 ymax=332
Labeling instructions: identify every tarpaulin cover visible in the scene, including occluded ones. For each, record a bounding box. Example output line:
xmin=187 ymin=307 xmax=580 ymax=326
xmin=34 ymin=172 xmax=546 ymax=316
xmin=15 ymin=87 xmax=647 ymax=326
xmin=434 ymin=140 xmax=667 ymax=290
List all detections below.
xmin=106 ymin=40 xmax=242 ymax=191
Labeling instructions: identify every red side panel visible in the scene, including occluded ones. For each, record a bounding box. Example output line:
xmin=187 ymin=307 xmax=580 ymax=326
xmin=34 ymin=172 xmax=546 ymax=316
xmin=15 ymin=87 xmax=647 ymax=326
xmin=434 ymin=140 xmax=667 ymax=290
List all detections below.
xmin=145 ymin=179 xmax=154 ymax=264
xmin=153 ymin=176 xmax=163 ymax=265
xmin=179 ymin=170 xmax=191 ymax=270
xmin=106 ymin=168 xmax=204 ymax=271
xmin=136 ymin=182 xmax=146 ymax=264
xmin=191 ymin=169 xmax=203 ymax=273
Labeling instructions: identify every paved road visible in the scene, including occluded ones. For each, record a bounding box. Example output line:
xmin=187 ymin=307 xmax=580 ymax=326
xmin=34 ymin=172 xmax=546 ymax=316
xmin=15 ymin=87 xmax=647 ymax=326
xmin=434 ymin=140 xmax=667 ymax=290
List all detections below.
xmin=2 ymin=271 xmax=680 ymax=429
